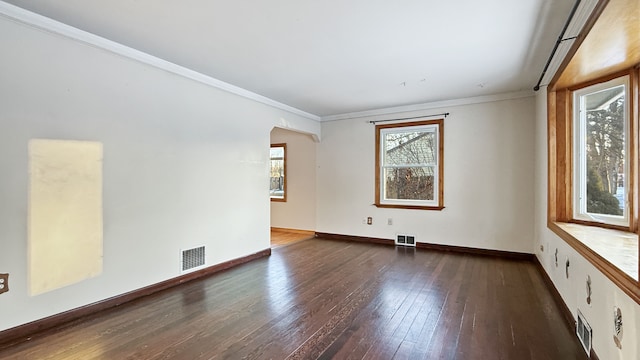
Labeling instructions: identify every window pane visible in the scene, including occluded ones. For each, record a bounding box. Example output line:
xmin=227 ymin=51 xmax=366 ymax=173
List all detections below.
xmin=270 ymin=159 xmax=284 ymax=197
xmin=384 ymin=167 xmax=435 ymax=200
xmin=384 ymin=131 xmax=436 ymax=166
xmin=270 ymin=144 xmax=286 ymax=200
xmin=270 ymin=147 xmax=284 ymax=159
xmin=583 ymin=85 xmax=625 ymax=217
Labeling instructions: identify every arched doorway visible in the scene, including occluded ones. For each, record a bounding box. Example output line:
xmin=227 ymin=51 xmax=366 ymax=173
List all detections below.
xmin=269 ymin=127 xmax=317 ymax=247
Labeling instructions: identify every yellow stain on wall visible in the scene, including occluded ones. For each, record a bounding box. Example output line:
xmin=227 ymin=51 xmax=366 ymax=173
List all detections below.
xmin=28 ymin=139 xmax=103 ymax=296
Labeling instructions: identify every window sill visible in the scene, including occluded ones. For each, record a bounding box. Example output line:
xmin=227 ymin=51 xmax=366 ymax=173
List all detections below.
xmin=374 ymin=203 xmax=444 ymax=211
xmin=548 ymin=221 xmax=640 ymax=304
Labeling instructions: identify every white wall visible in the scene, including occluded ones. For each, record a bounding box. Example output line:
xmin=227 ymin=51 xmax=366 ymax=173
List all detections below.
xmin=316 ymin=97 xmax=535 ymax=253
xmin=0 ymin=15 xmax=319 ymax=331
xmin=270 ymin=127 xmax=317 ymax=231
xmin=533 ymin=87 xmax=640 ymax=359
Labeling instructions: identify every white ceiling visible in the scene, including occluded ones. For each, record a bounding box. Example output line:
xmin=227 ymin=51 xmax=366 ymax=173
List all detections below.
xmin=4 ymin=0 xmax=578 ymax=118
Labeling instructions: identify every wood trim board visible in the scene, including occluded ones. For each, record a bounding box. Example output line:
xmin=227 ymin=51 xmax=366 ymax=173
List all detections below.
xmin=271 ymin=227 xmax=315 ymax=234
xmin=315 ymin=232 xmax=395 ymax=246
xmin=315 ymin=232 xmax=533 ymax=260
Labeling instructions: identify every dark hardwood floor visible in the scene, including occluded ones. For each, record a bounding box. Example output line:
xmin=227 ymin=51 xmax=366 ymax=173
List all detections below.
xmin=0 ymin=238 xmax=587 ymax=359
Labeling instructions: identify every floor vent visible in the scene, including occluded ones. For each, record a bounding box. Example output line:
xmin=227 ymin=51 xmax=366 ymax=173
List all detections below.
xmin=576 ymin=310 xmax=592 ymax=355
xmin=181 ymin=246 xmax=205 ymax=272
xmin=396 ymin=234 xmax=416 ymax=247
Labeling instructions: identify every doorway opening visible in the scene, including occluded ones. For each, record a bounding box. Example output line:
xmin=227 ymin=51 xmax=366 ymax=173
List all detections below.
xmin=270 ymin=127 xmax=317 ymax=248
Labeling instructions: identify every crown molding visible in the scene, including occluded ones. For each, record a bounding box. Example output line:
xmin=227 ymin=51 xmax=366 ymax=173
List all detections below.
xmin=0 ymin=1 xmax=541 ymax=125
xmin=320 ymin=90 xmax=535 ymax=122
xmin=0 ymin=1 xmax=321 ymax=122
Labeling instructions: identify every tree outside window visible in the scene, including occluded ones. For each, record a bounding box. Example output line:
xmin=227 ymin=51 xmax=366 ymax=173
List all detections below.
xmin=574 ymin=77 xmax=629 ymax=226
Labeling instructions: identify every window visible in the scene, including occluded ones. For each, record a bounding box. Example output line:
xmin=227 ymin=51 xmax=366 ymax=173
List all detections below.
xmin=270 ymin=143 xmax=286 ymax=201
xmin=548 ymin=70 xmax=639 ymax=300
xmin=546 ymin=0 xmax=640 ymax=304
xmin=573 ymin=76 xmax=630 ymax=227
xmin=375 ymin=119 xmax=444 ymax=210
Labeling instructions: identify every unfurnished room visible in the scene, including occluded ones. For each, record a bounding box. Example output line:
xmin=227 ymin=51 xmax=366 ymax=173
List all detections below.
xmin=0 ymin=0 xmax=639 ymax=359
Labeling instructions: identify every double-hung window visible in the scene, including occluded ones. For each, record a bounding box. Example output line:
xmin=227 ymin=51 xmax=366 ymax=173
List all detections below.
xmin=375 ymin=119 xmax=444 ymax=210
xmin=573 ymin=76 xmax=630 ymax=227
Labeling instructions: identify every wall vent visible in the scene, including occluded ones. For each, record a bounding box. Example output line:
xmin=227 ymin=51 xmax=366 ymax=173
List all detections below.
xmin=396 ymin=234 xmax=416 ymax=247
xmin=181 ymin=246 xmax=205 ymax=272
xmin=576 ymin=310 xmax=592 ymax=355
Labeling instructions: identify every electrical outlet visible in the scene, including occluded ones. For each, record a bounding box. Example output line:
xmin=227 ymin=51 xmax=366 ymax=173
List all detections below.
xmin=540 ymin=244 xmax=544 ymax=252
xmin=366 ymin=217 xmax=372 ymax=225
xmin=0 ymin=273 xmax=8 ymax=294
xmin=387 ymin=218 xmax=393 ymax=225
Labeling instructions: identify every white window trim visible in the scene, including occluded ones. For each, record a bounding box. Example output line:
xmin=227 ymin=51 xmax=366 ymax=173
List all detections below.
xmin=572 ymin=76 xmax=630 ymax=227
xmin=379 ymin=124 xmax=439 ymax=207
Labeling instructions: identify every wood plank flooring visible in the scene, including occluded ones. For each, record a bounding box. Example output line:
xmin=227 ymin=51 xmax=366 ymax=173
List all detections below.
xmin=270 ymin=228 xmax=315 ymax=248
xmin=0 ymin=238 xmax=587 ymax=359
